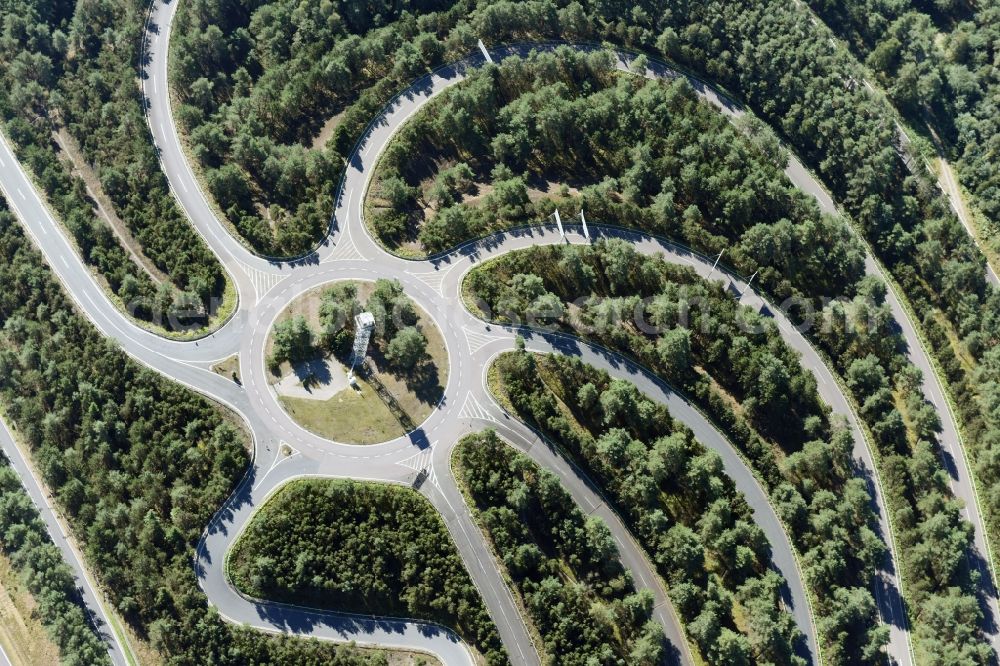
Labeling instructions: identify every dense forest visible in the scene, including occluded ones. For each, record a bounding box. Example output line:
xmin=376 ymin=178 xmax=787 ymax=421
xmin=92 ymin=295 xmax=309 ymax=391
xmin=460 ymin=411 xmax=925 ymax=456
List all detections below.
xmin=0 ymin=197 xmax=405 ymax=665
xmin=170 ymin=0 xmax=471 ymax=255
xmin=174 ymin=0 xmax=1000 ymax=628
xmin=454 ymin=430 xmax=665 ymax=664
xmin=0 ymin=456 xmax=111 ymax=666
xmin=0 ymin=0 xmax=230 ymax=333
xmin=228 ymin=478 xmax=505 ymax=665
xmin=170 ymin=1 xmax=1000 ymax=613
xmin=370 ymin=49 xmax=861 ymax=302
xmin=804 ymin=0 xmax=1000 ymax=235
xmin=491 ymin=351 xmax=805 ymax=664
xmin=470 ymin=242 xmax=986 ymax=662
xmin=0 ymin=0 xmax=997 ymax=661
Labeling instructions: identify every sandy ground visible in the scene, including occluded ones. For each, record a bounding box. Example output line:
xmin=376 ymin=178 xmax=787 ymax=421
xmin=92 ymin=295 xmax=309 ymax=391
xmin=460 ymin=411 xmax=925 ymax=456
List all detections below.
xmin=274 ymin=356 xmax=352 ymax=401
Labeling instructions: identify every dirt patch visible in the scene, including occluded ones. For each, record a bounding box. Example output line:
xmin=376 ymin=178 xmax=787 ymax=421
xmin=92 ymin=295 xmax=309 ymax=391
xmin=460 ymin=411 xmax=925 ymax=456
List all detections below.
xmin=274 ymin=356 xmax=351 ymax=400
xmin=52 ymin=128 xmax=168 ymax=284
xmin=309 ymin=109 xmax=347 ymax=150
xmin=0 ymin=552 xmax=60 ymax=666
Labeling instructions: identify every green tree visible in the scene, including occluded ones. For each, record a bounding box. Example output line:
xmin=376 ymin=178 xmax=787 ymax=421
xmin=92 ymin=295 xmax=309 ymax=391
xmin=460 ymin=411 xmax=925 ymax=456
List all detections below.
xmin=386 ymin=326 xmax=427 ymax=369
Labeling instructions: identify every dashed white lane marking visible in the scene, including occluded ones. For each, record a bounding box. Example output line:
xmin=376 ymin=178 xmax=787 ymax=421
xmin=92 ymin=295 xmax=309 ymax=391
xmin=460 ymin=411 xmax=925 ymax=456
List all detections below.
xmin=60 ymin=255 xmax=69 ymax=269
xmin=16 ymin=187 xmax=25 ymax=200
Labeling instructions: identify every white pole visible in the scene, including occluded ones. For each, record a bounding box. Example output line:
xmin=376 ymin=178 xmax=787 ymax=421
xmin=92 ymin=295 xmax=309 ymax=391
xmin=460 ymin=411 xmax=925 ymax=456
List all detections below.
xmin=707 ymin=249 xmax=724 ymax=279
xmin=554 ymin=209 xmax=564 ymax=238
xmin=738 ymin=269 xmax=758 ymax=298
xmin=478 ymin=39 xmax=493 ymax=64
xmin=579 ymin=209 xmax=589 ymax=240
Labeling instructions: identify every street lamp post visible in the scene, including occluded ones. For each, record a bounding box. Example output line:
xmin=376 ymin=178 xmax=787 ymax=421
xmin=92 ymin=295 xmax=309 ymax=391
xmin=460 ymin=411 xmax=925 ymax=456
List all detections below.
xmin=707 ymin=249 xmax=724 ymax=280
xmin=737 ymin=270 xmax=758 ymax=299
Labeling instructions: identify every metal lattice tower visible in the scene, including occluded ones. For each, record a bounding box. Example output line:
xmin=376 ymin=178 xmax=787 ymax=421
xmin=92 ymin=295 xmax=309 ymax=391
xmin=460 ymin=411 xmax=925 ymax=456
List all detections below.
xmin=349 ymin=312 xmax=376 ymax=378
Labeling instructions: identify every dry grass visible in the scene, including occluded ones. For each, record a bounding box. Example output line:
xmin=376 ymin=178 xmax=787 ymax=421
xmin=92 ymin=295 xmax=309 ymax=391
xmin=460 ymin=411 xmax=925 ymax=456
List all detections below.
xmin=52 ymin=128 xmax=167 ymax=284
xmin=211 ymin=354 xmax=241 ymax=383
xmin=0 ymin=552 xmax=60 ymax=666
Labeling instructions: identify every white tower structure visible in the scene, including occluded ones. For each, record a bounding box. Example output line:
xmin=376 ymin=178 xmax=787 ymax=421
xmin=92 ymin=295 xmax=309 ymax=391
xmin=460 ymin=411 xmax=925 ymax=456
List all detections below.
xmin=349 ymin=312 xmax=376 ymax=380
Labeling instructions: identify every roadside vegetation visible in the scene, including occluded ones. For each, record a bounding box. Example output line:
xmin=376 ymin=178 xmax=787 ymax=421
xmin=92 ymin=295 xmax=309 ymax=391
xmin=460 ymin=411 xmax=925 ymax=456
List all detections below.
xmin=640 ymin=7 xmax=1000 ymax=632
xmin=265 ymin=279 xmax=446 ymax=443
xmin=170 ymin=0 xmax=472 ymax=256
xmin=471 ymin=240 xmax=985 ymax=662
xmin=173 ymin=2 xmax=1000 ymax=618
xmin=0 ymin=0 xmax=231 ymax=335
xmin=453 ymin=430 xmax=666 ymax=664
xmin=228 ymin=478 xmax=506 ymax=665
xmin=386 ymin=44 xmax=988 ymax=662
xmin=0 ymin=454 xmax=111 ymax=666
xmin=804 ymin=0 xmax=999 ymax=240
xmin=0 ymin=198 xmax=411 ymax=664
xmin=490 ymin=351 xmax=805 ymax=664
xmin=0 ymin=547 xmax=62 ymax=666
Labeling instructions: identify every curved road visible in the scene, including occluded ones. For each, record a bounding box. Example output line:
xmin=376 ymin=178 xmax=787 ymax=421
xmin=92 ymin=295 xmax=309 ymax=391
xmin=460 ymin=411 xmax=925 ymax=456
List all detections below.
xmin=5 ymin=6 xmax=995 ymax=664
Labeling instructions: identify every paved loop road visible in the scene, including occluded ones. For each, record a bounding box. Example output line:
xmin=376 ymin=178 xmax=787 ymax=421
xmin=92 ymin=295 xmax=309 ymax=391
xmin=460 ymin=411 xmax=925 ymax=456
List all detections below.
xmin=12 ymin=5 xmax=1000 ymax=663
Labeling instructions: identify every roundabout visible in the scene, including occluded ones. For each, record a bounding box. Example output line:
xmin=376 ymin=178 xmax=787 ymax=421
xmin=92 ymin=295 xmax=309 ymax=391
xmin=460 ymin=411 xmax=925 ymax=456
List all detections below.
xmin=262 ymin=279 xmax=449 ymax=444
xmin=0 ymin=2 xmax=996 ymax=664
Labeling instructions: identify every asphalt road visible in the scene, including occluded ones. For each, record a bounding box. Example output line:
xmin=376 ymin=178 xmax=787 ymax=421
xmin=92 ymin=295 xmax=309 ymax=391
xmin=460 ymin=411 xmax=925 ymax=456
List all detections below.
xmin=0 ymin=419 xmax=132 ymax=666
xmin=4 ymin=11 xmax=996 ymax=665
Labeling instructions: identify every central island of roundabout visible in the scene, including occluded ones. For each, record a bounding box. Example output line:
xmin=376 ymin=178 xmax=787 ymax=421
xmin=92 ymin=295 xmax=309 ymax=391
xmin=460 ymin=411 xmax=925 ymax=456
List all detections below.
xmin=263 ymin=278 xmax=448 ymax=444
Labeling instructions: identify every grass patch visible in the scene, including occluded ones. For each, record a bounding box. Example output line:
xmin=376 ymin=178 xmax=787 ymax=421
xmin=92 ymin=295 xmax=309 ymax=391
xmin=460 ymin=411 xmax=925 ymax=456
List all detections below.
xmin=211 ymin=354 xmax=241 ymax=383
xmin=266 ymin=280 xmax=447 ymax=444
xmin=0 ymin=552 xmax=60 ymax=666
xmin=278 ymin=381 xmax=403 ymax=444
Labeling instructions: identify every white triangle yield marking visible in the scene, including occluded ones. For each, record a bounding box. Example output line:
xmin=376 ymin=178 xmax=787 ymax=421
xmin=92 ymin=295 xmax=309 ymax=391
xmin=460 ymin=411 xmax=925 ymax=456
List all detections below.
xmin=397 ymin=444 xmax=437 ymax=488
xmin=461 ymin=326 xmax=508 ymax=355
xmin=410 ymin=269 xmax=446 ymax=296
xmin=237 ymin=261 xmax=284 ymax=300
xmin=459 ymin=393 xmax=498 ymax=423
xmin=327 ymin=225 xmax=364 ymax=262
